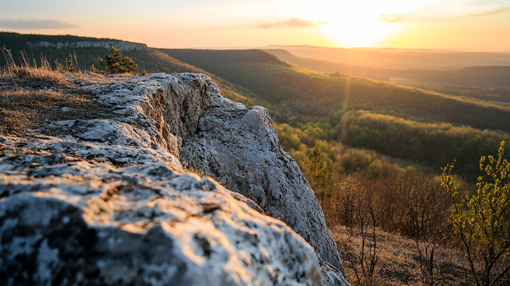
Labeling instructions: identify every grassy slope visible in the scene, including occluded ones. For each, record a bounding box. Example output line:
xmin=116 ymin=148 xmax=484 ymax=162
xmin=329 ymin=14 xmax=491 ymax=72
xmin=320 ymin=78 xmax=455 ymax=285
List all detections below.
xmin=332 ymin=225 xmax=468 ymax=286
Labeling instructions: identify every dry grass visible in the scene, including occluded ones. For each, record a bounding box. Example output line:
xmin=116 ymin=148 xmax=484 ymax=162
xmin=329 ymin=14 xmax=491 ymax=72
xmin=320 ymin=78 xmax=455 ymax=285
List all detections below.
xmin=332 ymin=226 xmax=469 ymax=286
xmin=0 ymin=49 xmax=69 ymax=88
xmin=9 ymin=66 xmax=65 ymax=85
xmin=0 ymin=89 xmax=116 ymax=134
xmin=0 ymin=49 xmax=118 ymax=135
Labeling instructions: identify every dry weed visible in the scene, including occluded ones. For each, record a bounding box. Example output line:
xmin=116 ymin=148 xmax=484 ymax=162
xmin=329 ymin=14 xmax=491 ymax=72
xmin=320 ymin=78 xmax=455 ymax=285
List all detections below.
xmin=0 ymin=48 xmax=70 ymax=88
xmin=333 ymin=225 xmax=468 ymax=286
xmin=0 ymin=88 xmax=116 ymax=134
xmin=10 ymin=66 xmax=65 ymax=85
xmin=0 ymin=48 xmax=120 ymax=134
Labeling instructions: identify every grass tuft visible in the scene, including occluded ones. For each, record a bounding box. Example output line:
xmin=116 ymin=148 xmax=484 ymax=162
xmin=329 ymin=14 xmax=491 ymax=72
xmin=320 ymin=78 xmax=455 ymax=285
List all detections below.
xmin=0 ymin=49 xmax=117 ymax=135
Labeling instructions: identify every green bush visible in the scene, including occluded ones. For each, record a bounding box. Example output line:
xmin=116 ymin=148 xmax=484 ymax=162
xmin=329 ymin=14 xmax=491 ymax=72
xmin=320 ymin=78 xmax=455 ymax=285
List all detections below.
xmin=442 ymin=141 xmax=510 ymax=286
xmin=90 ymin=47 xmax=137 ymax=75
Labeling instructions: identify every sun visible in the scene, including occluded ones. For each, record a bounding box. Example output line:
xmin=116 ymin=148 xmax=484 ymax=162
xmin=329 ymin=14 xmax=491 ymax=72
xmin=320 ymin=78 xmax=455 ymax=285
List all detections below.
xmin=294 ymin=0 xmax=413 ymax=47
xmin=321 ymin=16 xmax=397 ymax=47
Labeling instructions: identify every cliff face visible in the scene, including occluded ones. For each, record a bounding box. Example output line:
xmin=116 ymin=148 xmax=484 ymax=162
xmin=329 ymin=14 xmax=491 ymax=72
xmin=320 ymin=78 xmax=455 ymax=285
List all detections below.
xmin=26 ymin=40 xmax=149 ymax=51
xmin=0 ymin=73 xmax=347 ymax=285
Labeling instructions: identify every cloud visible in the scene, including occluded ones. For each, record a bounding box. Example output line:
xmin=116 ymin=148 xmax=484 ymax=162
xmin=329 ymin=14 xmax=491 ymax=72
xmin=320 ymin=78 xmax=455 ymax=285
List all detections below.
xmin=377 ymin=6 xmax=510 ymax=23
xmin=258 ymin=18 xmax=327 ymax=29
xmin=0 ymin=18 xmax=77 ymax=29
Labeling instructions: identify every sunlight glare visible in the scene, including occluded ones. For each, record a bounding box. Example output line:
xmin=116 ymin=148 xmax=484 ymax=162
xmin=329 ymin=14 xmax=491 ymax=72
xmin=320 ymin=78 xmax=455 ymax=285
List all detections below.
xmin=295 ymin=0 xmax=422 ymax=47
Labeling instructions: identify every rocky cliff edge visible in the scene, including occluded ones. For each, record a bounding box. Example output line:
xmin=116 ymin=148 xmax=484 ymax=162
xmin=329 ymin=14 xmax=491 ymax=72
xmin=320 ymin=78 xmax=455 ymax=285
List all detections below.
xmin=0 ymin=73 xmax=348 ymax=285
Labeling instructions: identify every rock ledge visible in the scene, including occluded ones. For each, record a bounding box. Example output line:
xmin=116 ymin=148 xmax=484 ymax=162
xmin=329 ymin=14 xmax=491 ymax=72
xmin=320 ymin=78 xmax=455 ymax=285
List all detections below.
xmin=0 ymin=73 xmax=348 ymax=286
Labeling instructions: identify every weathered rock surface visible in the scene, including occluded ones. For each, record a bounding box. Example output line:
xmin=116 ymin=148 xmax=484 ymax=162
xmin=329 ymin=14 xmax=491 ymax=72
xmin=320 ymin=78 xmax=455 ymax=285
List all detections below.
xmin=26 ymin=40 xmax=149 ymax=51
xmin=0 ymin=73 xmax=348 ymax=285
xmin=181 ymin=106 xmax=344 ymax=273
xmin=0 ymin=158 xmax=322 ymax=285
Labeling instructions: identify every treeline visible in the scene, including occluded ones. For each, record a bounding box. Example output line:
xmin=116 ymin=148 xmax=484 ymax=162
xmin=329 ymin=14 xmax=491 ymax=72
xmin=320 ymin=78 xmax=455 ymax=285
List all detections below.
xmin=0 ymin=32 xmax=130 ymax=68
xmin=274 ymin=122 xmax=429 ymax=180
xmin=0 ymin=31 xmax=123 ymax=46
xmin=400 ymin=82 xmax=510 ymax=104
xmin=341 ymin=111 xmax=510 ymax=176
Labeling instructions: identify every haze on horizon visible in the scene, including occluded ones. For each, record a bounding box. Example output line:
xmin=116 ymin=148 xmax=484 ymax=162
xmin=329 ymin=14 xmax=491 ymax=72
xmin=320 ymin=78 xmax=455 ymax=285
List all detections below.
xmin=1 ymin=0 xmax=509 ymax=52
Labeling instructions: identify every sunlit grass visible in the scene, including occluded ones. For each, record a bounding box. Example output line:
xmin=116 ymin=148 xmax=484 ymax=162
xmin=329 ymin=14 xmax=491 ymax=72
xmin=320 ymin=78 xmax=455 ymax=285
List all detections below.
xmin=0 ymin=49 xmax=118 ymax=134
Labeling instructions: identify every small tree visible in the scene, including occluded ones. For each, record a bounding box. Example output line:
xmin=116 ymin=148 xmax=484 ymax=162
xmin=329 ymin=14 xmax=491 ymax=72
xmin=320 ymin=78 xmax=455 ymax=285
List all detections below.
xmin=90 ymin=47 xmax=137 ymax=75
xmin=303 ymin=146 xmax=334 ymax=201
xmin=442 ymin=141 xmax=510 ymax=286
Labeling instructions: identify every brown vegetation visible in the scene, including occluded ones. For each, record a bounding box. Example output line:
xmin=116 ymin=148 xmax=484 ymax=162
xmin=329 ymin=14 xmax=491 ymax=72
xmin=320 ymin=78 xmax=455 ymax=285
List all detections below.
xmin=0 ymin=50 xmax=117 ymax=135
xmin=301 ymin=144 xmax=510 ymax=285
xmin=333 ymin=225 xmax=468 ymax=286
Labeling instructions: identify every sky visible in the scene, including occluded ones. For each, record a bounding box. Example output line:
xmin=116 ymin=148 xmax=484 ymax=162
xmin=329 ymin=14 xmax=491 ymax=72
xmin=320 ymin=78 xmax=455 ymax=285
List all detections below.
xmin=1 ymin=0 xmax=509 ymax=51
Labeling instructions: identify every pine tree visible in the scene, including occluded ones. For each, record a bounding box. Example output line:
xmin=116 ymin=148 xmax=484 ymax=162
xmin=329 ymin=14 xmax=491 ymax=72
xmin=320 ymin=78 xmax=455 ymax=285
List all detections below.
xmin=90 ymin=47 xmax=137 ymax=75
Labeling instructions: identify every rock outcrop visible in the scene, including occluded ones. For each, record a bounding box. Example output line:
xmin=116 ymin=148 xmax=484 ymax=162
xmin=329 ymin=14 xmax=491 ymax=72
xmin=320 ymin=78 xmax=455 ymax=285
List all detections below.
xmin=0 ymin=73 xmax=348 ymax=285
xmin=181 ymin=105 xmax=343 ymax=271
xmin=26 ymin=40 xmax=149 ymax=51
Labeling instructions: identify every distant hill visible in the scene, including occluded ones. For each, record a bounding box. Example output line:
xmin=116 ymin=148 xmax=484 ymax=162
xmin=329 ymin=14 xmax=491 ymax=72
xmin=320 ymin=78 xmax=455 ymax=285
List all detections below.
xmin=0 ymin=31 xmax=147 ymax=51
xmin=0 ymin=31 xmax=146 ymax=69
xmin=161 ymin=49 xmax=510 ymax=131
xmin=265 ymin=49 xmax=510 ymax=88
xmin=265 ymin=45 xmax=510 ymax=69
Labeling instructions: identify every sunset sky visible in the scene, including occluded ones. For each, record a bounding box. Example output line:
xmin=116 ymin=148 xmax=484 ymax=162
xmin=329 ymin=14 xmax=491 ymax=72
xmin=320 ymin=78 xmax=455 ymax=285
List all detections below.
xmin=1 ymin=0 xmax=509 ymax=51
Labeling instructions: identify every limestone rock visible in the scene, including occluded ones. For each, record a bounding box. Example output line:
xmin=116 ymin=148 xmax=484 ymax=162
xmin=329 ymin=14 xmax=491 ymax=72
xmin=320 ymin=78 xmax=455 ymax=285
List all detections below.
xmin=0 ymin=158 xmax=322 ymax=285
xmin=0 ymin=72 xmax=348 ymax=285
xmin=26 ymin=40 xmax=148 ymax=51
xmin=181 ymin=105 xmax=345 ymax=274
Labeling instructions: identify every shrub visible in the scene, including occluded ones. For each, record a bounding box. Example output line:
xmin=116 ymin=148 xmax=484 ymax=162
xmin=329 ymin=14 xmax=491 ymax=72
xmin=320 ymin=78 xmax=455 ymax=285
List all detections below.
xmin=442 ymin=141 xmax=510 ymax=286
xmin=90 ymin=47 xmax=137 ymax=75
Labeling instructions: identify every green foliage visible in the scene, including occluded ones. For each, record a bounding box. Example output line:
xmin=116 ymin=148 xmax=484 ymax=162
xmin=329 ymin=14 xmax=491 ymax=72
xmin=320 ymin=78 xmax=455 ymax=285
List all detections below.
xmin=342 ymin=110 xmax=510 ymax=177
xmin=91 ymin=47 xmax=137 ymax=74
xmin=56 ymin=59 xmax=75 ymax=72
xmin=442 ymin=141 xmax=510 ymax=286
xmin=302 ymin=146 xmax=335 ymax=201
xmin=275 ymin=121 xmax=429 ymax=181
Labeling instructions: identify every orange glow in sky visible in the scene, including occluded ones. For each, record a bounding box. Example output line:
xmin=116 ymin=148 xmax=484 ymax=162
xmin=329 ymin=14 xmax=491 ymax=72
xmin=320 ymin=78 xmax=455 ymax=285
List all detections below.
xmin=1 ymin=0 xmax=509 ymax=51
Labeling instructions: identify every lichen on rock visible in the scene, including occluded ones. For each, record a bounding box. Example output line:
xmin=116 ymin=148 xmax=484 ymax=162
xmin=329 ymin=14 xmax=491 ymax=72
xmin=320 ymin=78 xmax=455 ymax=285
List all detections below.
xmin=0 ymin=72 xmax=348 ymax=285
